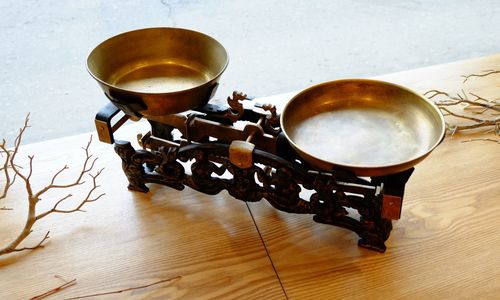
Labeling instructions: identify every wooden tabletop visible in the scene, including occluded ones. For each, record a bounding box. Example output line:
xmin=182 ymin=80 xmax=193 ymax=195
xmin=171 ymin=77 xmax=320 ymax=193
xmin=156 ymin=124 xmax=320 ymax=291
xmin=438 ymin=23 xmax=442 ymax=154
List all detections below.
xmin=1 ymin=54 xmax=499 ymax=299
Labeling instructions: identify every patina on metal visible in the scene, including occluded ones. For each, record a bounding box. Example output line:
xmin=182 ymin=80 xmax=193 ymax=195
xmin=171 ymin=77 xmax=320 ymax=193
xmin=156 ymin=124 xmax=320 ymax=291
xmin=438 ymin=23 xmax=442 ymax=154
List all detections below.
xmin=87 ymin=27 xmax=228 ymax=117
xmin=280 ymin=79 xmax=446 ymax=176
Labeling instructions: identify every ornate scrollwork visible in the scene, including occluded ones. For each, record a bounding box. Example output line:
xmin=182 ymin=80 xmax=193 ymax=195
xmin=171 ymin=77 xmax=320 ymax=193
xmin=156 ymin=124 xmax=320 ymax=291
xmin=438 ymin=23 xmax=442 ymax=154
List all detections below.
xmin=225 ymin=91 xmax=252 ymax=123
xmin=114 ymin=141 xmax=398 ymax=252
xmin=254 ymin=103 xmax=280 ymax=135
xmin=114 ymin=141 xmax=154 ymax=193
xmin=188 ymin=149 xmax=226 ymax=195
xmin=155 ymin=147 xmax=185 ymax=190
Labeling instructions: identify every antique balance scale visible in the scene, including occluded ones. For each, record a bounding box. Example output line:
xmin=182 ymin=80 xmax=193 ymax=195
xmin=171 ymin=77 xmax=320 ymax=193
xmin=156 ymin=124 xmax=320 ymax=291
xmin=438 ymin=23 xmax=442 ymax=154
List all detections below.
xmin=88 ymin=28 xmax=445 ymax=252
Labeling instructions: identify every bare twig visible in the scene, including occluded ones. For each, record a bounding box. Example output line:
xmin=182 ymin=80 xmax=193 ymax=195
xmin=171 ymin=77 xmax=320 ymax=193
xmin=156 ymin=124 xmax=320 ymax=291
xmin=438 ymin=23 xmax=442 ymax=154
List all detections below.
xmin=30 ymin=277 xmax=77 ymax=300
xmin=424 ymin=90 xmax=500 ymax=112
xmin=462 ymin=70 xmax=500 ymax=83
xmin=33 ymin=137 xmax=99 ymax=200
xmin=439 ymin=107 xmax=499 ymax=127
xmin=64 ymin=276 xmax=182 ymax=300
xmin=1 ymin=138 xmax=17 ymax=200
xmin=0 ymin=115 xmax=105 ymax=256
xmin=10 ymin=231 xmax=51 ymax=253
xmin=1 ymin=116 xmax=28 ymax=206
xmin=462 ymin=138 xmax=500 ymax=143
xmin=35 ymin=168 xmax=105 ymax=221
xmin=424 ymin=71 xmax=500 ymax=136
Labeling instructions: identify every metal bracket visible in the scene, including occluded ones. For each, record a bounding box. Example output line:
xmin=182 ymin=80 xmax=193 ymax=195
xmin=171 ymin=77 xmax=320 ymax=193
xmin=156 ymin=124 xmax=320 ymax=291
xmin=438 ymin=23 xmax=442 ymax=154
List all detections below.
xmin=95 ymin=102 xmax=130 ymax=144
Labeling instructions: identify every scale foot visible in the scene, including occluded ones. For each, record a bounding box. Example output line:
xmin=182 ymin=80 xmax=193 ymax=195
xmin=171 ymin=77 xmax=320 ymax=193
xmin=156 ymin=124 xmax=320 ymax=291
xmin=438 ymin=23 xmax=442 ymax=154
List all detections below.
xmin=127 ymin=184 xmax=149 ymax=193
xmin=358 ymin=238 xmax=387 ymax=253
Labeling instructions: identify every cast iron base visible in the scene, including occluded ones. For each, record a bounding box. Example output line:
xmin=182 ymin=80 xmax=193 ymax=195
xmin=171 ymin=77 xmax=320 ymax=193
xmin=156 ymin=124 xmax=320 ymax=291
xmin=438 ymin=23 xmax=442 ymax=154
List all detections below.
xmin=114 ymin=139 xmax=413 ymax=252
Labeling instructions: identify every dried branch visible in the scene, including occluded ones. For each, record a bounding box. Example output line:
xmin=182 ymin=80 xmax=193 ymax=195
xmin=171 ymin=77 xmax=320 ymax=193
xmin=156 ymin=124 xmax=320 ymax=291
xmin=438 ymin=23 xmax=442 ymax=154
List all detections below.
xmin=64 ymin=276 xmax=182 ymax=300
xmin=30 ymin=276 xmax=77 ymax=300
xmin=438 ymin=107 xmax=499 ymax=130
xmin=462 ymin=138 xmax=500 ymax=144
xmin=33 ymin=138 xmax=98 ymax=200
xmin=1 ymin=116 xmax=29 ymax=206
xmin=35 ymin=168 xmax=105 ymax=220
xmin=462 ymin=70 xmax=500 ymax=83
xmin=424 ymin=70 xmax=500 ymax=140
xmin=6 ymin=114 xmax=35 ymax=199
xmin=425 ymin=90 xmax=500 ymax=113
xmin=1 ymin=138 xmax=20 ymax=200
xmin=10 ymin=231 xmax=51 ymax=253
xmin=0 ymin=115 xmax=105 ymax=256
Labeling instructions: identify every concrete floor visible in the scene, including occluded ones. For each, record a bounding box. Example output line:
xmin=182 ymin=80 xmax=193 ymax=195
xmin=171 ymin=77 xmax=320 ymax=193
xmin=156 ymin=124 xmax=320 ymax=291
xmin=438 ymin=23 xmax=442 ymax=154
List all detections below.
xmin=1 ymin=0 xmax=500 ymax=144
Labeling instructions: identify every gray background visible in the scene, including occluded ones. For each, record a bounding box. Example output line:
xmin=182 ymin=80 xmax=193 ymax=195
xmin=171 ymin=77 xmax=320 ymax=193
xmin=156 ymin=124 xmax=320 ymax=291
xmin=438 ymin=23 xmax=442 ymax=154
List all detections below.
xmin=1 ymin=0 xmax=499 ymax=144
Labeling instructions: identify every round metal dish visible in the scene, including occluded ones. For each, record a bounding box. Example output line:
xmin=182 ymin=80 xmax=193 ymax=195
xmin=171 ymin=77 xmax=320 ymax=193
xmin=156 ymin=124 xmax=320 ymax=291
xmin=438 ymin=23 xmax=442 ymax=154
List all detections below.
xmin=87 ymin=27 xmax=228 ymax=116
xmin=280 ymin=79 xmax=445 ymax=176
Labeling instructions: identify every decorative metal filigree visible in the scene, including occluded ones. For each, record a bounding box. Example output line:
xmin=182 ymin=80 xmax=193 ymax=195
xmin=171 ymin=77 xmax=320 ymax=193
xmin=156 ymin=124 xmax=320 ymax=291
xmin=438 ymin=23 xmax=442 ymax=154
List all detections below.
xmin=95 ymin=89 xmax=416 ymax=253
xmin=254 ymin=103 xmax=280 ymax=135
xmin=225 ymin=91 xmax=252 ymax=122
xmin=114 ymin=140 xmax=399 ymax=252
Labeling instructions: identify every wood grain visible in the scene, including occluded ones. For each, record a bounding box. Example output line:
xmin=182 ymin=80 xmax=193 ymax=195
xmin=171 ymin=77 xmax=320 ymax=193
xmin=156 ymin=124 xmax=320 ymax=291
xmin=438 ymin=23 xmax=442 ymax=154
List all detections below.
xmin=0 ymin=131 xmax=285 ymax=299
xmin=1 ymin=54 xmax=499 ymax=299
xmin=248 ymin=54 xmax=500 ymax=300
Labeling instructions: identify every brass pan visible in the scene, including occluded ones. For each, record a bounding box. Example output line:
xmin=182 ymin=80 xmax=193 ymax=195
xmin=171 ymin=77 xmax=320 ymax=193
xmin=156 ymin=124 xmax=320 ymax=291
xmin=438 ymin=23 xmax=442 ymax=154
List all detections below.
xmin=87 ymin=27 xmax=228 ymax=116
xmin=280 ymin=79 xmax=445 ymax=176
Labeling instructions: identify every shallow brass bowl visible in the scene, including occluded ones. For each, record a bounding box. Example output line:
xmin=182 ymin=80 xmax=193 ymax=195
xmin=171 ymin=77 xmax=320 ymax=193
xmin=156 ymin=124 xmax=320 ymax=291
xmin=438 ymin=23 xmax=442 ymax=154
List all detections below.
xmin=280 ymin=79 xmax=445 ymax=176
xmin=87 ymin=27 xmax=228 ymax=116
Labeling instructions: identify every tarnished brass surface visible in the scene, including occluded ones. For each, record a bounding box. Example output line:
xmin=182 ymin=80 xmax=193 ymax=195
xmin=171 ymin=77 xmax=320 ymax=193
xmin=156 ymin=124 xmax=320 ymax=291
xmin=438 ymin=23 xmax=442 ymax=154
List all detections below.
xmin=280 ymin=79 xmax=445 ymax=176
xmin=87 ymin=27 xmax=228 ymax=116
xmin=147 ymin=114 xmax=278 ymax=154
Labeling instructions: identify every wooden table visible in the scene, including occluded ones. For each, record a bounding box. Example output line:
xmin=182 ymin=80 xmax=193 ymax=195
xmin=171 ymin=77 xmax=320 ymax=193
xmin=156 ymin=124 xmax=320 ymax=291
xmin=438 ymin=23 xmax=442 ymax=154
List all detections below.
xmin=1 ymin=54 xmax=499 ymax=299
